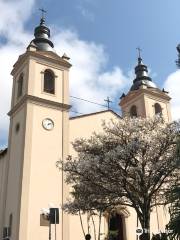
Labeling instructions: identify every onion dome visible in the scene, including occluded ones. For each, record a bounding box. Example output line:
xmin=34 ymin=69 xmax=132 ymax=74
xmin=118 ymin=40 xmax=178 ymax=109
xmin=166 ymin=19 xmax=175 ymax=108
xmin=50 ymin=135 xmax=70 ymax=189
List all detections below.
xmin=32 ymin=17 xmax=54 ymax=51
xmin=130 ymin=56 xmax=157 ymax=91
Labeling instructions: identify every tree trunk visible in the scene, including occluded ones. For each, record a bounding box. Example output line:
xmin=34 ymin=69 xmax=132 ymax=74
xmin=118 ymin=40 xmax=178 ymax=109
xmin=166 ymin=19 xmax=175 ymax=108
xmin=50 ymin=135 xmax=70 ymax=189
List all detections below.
xmin=91 ymin=214 xmax=97 ymax=240
xmin=79 ymin=210 xmax=86 ymax=237
xmin=98 ymin=211 xmax=102 ymax=240
xmin=138 ymin=205 xmax=151 ymax=240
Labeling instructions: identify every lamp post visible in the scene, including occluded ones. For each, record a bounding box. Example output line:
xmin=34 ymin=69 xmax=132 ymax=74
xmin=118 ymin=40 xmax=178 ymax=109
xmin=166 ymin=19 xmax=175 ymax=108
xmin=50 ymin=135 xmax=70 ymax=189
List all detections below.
xmin=41 ymin=207 xmax=59 ymax=240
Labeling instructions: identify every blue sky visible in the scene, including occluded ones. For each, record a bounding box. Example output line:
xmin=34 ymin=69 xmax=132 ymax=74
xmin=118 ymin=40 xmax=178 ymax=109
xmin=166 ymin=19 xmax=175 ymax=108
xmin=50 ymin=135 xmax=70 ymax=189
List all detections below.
xmin=33 ymin=0 xmax=179 ymax=81
xmin=22 ymin=0 xmax=179 ymax=81
xmin=0 ymin=0 xmax=180 ymax=148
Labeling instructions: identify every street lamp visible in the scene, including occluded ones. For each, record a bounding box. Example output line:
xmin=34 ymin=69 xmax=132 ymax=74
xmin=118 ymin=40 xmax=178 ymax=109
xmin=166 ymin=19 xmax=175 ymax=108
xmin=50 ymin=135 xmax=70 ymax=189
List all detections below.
xmin=41 ymin=207 xmax=59 ymax=240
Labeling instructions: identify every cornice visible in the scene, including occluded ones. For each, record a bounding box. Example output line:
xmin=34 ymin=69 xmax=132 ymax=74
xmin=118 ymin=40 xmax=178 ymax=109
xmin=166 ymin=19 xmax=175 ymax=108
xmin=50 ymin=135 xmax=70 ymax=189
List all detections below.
xmin=11 ymin=50 xmax=72 ymax=75
xmin=143 ymin=88 xmax=171 ymax=100
xmin=8 ymin=94 xmax=71 ymax=116
xmin=120 ymin=88 xmax=171 ymax=106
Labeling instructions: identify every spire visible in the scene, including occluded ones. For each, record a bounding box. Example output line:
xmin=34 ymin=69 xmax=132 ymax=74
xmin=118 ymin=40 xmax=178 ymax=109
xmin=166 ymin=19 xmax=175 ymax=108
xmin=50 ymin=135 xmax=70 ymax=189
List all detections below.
xmin=130 ymin=49 xmax=157 ymax=91
xmin=31 ymin=9 xmax=54 ymax=51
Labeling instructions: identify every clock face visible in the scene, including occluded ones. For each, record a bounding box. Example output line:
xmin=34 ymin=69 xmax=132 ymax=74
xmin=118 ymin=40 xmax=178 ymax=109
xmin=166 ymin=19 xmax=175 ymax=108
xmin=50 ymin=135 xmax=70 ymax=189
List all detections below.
xmin=42 ymin=118 xmax=54 ymax=130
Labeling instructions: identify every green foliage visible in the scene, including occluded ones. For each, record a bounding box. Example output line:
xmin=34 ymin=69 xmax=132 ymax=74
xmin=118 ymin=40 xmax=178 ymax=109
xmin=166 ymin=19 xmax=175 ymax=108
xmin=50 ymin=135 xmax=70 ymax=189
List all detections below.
xmin=109 ymin=230 xmax=118 ymax=237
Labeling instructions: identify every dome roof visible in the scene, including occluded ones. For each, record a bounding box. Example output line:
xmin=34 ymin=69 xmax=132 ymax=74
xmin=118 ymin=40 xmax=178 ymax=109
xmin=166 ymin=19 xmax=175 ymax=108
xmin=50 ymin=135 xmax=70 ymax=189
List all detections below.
xmin=31 ymin=17 xmax=54 ymax=51
xmin=130 ymin=57 xmax=157 ymax=91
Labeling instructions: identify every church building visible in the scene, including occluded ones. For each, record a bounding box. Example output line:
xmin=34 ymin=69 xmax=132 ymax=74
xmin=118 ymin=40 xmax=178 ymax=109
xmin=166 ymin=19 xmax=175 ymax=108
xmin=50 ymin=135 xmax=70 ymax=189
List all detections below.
xmin=0 ymin=16 xmax=172 ymax=240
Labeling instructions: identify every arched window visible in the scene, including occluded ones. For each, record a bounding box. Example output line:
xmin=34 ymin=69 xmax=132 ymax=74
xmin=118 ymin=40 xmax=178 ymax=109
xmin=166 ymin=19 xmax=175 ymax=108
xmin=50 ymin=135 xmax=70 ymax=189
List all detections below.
xmin=154 ymin=103 xmax=162 ymax=115
xmin=44 ymin=69 xmax=55 ymax=94
xmin=17 ymin=73 xmax=23 ymax=98
xmin=130 ymin=105 xmax=137 ymax=117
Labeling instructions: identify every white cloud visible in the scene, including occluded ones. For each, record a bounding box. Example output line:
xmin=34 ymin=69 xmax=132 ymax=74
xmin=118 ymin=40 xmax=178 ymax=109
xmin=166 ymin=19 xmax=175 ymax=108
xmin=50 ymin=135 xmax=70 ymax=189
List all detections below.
xmin=77 ymin=5 xmax=94 ymax=22
xmin=0 ymin=1 xmax=131 ymax=148
xmin=53 ymin=30 xmax=130 ymax=114
xmin=0 ymin=0 xmax=35 ymax=45
xmin=164 ymin=70 xmax=180 ymax=120
xmin=77 ymin=0 xmax=95 ymax=22
xmin=0 ymin=44 xmax=22 ymax=128
xmin=0 ymin=0 xmax=35 ymax=148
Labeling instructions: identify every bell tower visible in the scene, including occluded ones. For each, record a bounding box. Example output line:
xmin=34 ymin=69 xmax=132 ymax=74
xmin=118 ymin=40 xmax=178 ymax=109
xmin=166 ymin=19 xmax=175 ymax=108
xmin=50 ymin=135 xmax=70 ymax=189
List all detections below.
xmin=4 ymin=15 xmax=71 ymax=240
xmin=119 ymin=53 xmax=171 ymax=122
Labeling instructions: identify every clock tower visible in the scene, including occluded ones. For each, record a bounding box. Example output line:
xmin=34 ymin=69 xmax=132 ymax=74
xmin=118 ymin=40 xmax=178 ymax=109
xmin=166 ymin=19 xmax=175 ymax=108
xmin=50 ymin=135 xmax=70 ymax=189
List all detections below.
xmin=4 ymin=16 xmax=71 ymax=240
xmin=120 ymin=55 xmax=171 ymax=122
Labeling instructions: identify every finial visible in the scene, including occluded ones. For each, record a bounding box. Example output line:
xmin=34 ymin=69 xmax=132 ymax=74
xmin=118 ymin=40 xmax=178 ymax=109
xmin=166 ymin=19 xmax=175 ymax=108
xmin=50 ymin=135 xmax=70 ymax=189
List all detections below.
xmin=39 ymin=8 xmax=47 ymax=24
xmin=62 ymin=53 xmax=70 ymax=61
xmin=120 ymin=93 xmax=126 ymax=99
xmin=162 ymin=88 xmax=169 ymax=93
xmin=136 ymin=47 xmax=142 ymax=65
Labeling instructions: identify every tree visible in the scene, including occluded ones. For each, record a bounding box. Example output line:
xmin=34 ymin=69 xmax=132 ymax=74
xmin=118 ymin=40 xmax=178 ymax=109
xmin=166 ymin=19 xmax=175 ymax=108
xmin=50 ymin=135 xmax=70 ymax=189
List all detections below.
xmin=166 ymin=183 xmax=180 ymax=240
xmin=165 ymin=136 xmax=180 ymax=240
xmin=58 ymin=117 xmax=180 ymax=240
xmin=60 ymin=156 xmax=116 ymax=240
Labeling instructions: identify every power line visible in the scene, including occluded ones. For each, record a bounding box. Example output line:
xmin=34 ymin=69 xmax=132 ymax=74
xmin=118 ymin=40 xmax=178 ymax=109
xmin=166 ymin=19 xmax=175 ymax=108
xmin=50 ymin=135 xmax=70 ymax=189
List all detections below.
xmin=70 ymin=95 xmax=107 ymax=108
xmin=69 ymin=95 xmax=122 ymax=116
xmin=70 ymin=110 xmax=85 ymax=115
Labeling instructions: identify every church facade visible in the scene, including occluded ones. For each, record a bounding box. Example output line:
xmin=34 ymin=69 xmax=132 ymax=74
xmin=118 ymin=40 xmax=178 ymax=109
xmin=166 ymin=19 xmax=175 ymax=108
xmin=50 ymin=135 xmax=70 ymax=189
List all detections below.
xmin=0 ymin=16 xmax=172 ymax=240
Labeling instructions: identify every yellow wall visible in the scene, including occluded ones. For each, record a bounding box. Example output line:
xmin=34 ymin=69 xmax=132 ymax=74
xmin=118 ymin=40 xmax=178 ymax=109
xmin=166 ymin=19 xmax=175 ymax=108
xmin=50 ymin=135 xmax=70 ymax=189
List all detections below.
xmin=120 ymin=88 xmax=171 ymax=122
xmin=0 ymin=151 xmax=8 ymax=236
xmin=4 ymin=49 xmax=71 ymax=240
xmin=69 ymin=111 xmax=123 ymax=240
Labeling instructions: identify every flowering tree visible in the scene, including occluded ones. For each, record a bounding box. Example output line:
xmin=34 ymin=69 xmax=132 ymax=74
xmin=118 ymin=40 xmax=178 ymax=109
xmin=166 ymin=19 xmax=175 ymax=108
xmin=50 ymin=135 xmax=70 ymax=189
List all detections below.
xmin=165 ymin=136 xmax=180 ymax=240
xmin=166 ymin=184 xmax=180 ymax=240
xmin=58 ymin=117 xmax=180 ymax=240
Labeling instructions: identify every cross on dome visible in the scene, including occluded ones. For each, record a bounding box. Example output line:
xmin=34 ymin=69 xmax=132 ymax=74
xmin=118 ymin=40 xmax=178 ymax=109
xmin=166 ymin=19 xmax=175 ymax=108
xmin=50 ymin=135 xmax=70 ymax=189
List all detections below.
xmin=136 ymin=47 xmax=142 ymax=59
xmin=136 ymin=47 xmax=143 ymax=65
xmin=39 ymin=8 xmax=47 ymax=19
